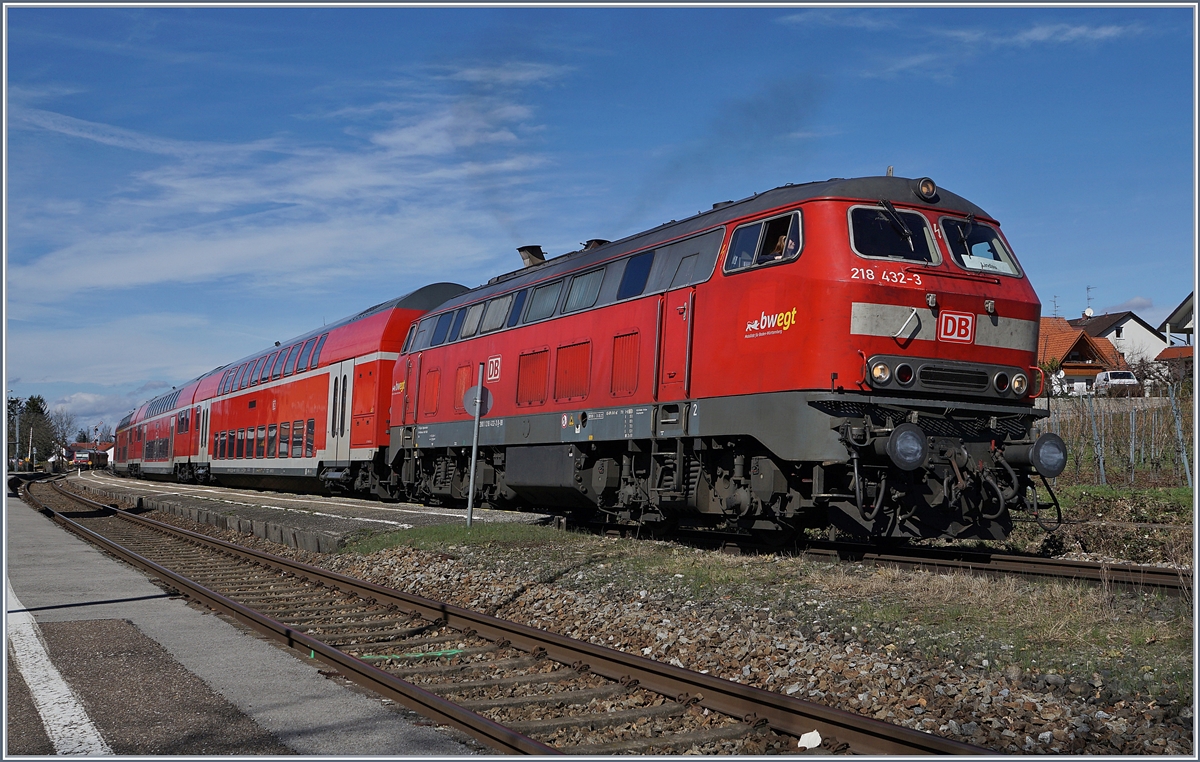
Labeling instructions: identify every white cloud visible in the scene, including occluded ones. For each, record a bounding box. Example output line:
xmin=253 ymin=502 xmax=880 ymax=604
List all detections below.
xmin=1105 ymin=296 xmax=1154 ymax=314
xmin=1010 ymin=23 xmax=1133 ymax=46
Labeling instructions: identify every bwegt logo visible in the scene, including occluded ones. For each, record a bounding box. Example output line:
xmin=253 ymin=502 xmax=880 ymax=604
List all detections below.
xmin=746 ymin=307 xmax=798 ymax=333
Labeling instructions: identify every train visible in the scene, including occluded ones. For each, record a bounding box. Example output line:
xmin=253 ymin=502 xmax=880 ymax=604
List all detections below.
xmin=114 ymin=175 xmax=1067 ymax=541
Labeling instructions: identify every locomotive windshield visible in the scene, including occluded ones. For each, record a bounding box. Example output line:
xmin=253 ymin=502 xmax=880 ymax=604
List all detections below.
xmin=940 ymin=217 xmax=1022 ymax=277
xmin=849 ymin=206 xmax=938 ymax=263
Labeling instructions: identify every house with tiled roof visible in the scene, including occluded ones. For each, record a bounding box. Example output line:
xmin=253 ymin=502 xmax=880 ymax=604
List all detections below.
xmin=1038 ymin=317 xmax=1126 ymax=394
xmin=1154 ymin=345 xmax=1193 ymax=383
xmin=1158 ymin=292 xmax=1193 ymax=345
xmin=1068 ymin=310 xmax=1167 ymax=365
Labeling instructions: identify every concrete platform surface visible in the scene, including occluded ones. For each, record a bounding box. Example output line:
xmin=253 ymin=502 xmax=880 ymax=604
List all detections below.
xmin=5 ymin=494 xmax=477 ymax=756
xmin=70 ymin=470 xmax=550 ymax=552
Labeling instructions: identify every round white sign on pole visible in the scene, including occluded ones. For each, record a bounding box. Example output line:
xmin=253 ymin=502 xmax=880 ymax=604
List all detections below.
xmin=463 ymin=386 xmax=494 ymax=417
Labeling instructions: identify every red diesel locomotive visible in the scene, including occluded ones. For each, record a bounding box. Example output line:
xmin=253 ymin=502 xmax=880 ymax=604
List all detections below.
xmin=116 ymin=176 xmax=1066 ymax=540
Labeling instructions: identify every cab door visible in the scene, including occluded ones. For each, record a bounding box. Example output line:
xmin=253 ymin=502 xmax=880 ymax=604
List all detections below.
xmin=401 ymin=355 xmax=421 ymax=425
xmin=657 ymin=287 xmax=695 ymax=401
xmin=327 ymin=360 xmax=355 ymax=464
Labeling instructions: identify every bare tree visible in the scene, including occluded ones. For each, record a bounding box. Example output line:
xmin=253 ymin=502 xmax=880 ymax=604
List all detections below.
xmin=49 ymin=407 xmax=77 ymax=466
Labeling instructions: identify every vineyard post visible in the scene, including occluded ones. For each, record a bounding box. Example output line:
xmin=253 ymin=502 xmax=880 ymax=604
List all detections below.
xmin=1087 ymin=394 xmax=1106 ymax=485
xmin=1130 ymin=407 xmax=1135 ymax=485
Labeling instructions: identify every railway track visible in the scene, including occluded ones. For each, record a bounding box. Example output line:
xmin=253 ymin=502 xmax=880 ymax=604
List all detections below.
xmin=23 ymin=480 xmax=986 ymax=755
xmin=792 ymin=540 xmax=1192 ymax=596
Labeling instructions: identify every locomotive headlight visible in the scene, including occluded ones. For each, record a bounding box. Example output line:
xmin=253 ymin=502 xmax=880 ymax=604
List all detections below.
xmin=993 ymin=372 xmax=1010 ymax=393
xmin=915 ymin=177 xmax=937 ymax=201
xmin=1012 ymin=373 xmax=1029 ymax=396
xmin=885 ymin=422 xmax=928 ymax=471
xmin=871 ymin=362 xmax=891 ymax=384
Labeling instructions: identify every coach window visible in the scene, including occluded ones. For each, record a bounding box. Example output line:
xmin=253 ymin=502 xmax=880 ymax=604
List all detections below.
xmin=291 ymin=420 xmax=304 ymax=458
xmin=525 ymin=280 xmax=563 ymax=323
xmin=617 ymin=251 xmax=655 ymax=300
xmin=236 ymin=429 xmax=245 ymax=459
xmin=267 ymin=424 xmax=277 ymax=457
xmin=459 ymin=303 xmax=485 ymax=339
xmin=939 ymin=217 xmax=1021 ymax=277
xmin=278 ymin=422 xmax=291 ymax=457
xmin=259 ymin=352 xmax=278 ymax=384
xmin=507 ymin=289 xmax=529 ymax=328
xmin=310 ymin=333 xmax=329 ymax=368
xmin=305 ymin=419 xmax=315 ymax=458
xmin=848 ymin=205 xmax=938 ymax=263
xmin=296 ymin=338 xmax=317 ymax=372
xmin=271 ymin=348 xmax=290 ymax=380
xmin=480 ymin=294 xmax=514 ymax=333
xmin=431 ymin=311 xmax=455 ymax=346
xmin=218 ymin=432 xmax=227 ymax=459
xmin=283 ymin=344 xmax=301 ymax=376
xmin=256 ymin=426 xmax=266 ymax=458
xmin=562 ymin=268 xmax=604 ymax=313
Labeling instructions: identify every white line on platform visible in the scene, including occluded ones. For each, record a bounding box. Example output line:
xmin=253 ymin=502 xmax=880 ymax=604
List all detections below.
xmin=6 ymin=580 xmax=113 ymax=755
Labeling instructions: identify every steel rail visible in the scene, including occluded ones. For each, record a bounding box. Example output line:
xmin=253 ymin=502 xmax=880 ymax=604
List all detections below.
xmin=27 ymin=482 xmax=556 ymax=755
xmin=42 ymin=481 xmax=987 ymax=755
xmin=798 ymin=540 xmax=1191 ymax=594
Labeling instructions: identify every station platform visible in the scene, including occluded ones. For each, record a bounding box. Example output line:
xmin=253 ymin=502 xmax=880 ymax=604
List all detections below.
xmin=4 ymin=489 xmax=477 ymax=755
xmin=68 ymin=470 xmax=550 ymax=552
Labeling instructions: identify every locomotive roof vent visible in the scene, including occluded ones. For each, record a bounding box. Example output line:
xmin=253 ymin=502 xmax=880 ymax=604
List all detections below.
xmin=711 ymin=200 xmax=734 ymax=210
xmin=518 ymin=245 xmax=546 ymax=267
xmin=583 ymin=239 xmax=609 ymax=250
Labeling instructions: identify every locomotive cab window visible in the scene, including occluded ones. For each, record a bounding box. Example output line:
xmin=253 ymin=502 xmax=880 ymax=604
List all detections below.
xmin=723 ymin=212 xmax=801 ymax=273
xmin=849 ymin=205 xmax=939 ymax=263
xmin=940 ymin=217 xmax=1021 ymax=277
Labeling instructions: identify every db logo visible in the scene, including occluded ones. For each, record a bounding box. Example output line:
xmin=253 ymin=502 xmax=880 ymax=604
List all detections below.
xmin=486 ymin=355 xmax=502 ymax=382
xmin=938 ymin=310 xmax=975 ymax=344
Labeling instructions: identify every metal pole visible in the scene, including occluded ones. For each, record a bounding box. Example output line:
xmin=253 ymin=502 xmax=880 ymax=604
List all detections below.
xmin=465 ymin=361 xmax=485 ymax=528
xmin=1087 ymin=394 xmax=1106 ymax=485
xmin=1129 ymin=407 xmax=1135 ymax=486
xmin=1168 ymin=383 xmax=1192 ymax=488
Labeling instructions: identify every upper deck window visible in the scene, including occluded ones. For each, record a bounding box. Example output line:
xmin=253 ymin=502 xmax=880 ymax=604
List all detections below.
xmin=724 ymin=212 xmax=801 ymax=272
xmin=259 ymin=352 xmax=278 ymax=383
xmin=849 ymin=205 xmax=938 ymax=263
xmin=310 ymin=334 xmax=328 ymax=368
xmin=940 ymin=217 xmax=1022 ymax=277
xmin=296 ymin=338 xmax=317 ymax=372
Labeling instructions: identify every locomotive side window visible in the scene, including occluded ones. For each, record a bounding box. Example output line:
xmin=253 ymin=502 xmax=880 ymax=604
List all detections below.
xmin=563 ymin=268 xmax=604 ymax=313
xmin=447 ymin=308 xmax=468 ymax=342
xmin=670 ymin=254 xmax=699 ymax=288
xmin=507 ymin=289 xmax=528 ymax=327
xmin=940 ymin=217 xmax=1021 ymax=277
xmin=724 ymin=213 xmax=801 ymax=272
xmin=481 ymin=294 xmax=514 ymax=333
xmin=459 ymin=303 xmax=485 ymax=338
xmin=431 ymin=312 xmax=455 ymax=346
xmin=401 ymin=324 xmax=417 ymax=354
xmin=849 ymin=206 xmax=938 ymax=263
xmin=525 ymin=280 xmax=563 ymax=323
xmin=409 ymin=317 xmax=436 ymax=352
xmin=617 ymin=251 xmax=655 ymax=300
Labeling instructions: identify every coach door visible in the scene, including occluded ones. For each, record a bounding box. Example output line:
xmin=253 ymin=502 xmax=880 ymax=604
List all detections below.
xmin=328 ymin=360 xmax=355 ymax=464
xmin=657 ymin=287 xmax=695 ymax=402
xmin=198 ymin=403 xmax=210 ymax=459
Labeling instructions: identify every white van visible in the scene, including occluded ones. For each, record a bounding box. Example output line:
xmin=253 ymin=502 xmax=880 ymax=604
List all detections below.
xmin=1094 ymin=370 xmax=1140 ymax=396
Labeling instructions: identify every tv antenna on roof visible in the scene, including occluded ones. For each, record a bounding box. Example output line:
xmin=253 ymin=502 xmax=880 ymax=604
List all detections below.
xmin=1051 ymin=295 xmax=1059 ymax=317
xmin=1086 ymin=285 xmax=1095 ymax=312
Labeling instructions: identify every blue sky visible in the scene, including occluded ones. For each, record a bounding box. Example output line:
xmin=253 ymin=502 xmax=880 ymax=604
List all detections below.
xmin=4 ymin=5 xmax=1195 ymax=432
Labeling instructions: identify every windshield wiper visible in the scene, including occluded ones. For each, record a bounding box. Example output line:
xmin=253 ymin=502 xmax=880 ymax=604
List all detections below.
xmin=955 ymin=212 xmax=975 ymax=254
xmin=879 ymin=199 xmax=914 ymax=251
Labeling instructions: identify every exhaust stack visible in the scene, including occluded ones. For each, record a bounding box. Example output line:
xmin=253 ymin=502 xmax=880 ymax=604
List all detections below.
xmin=518 ymin=245 xmax=546 ymax=267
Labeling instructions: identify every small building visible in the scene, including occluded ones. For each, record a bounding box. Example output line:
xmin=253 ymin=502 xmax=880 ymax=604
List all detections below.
xmin=1068 ymin=310 xmax=1168 ymax=365
xmin=1038 ymin=317 xmax=1126 ymax=395
xmin=1158 ymin=292 xmax=1193 ymax=347
xmin=1155 ymin=345 xmax=1193 ymax=384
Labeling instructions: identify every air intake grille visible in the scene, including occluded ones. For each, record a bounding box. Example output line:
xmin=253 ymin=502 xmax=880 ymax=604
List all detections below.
xmin=919 ymin=366 xmax=989 ymax=391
